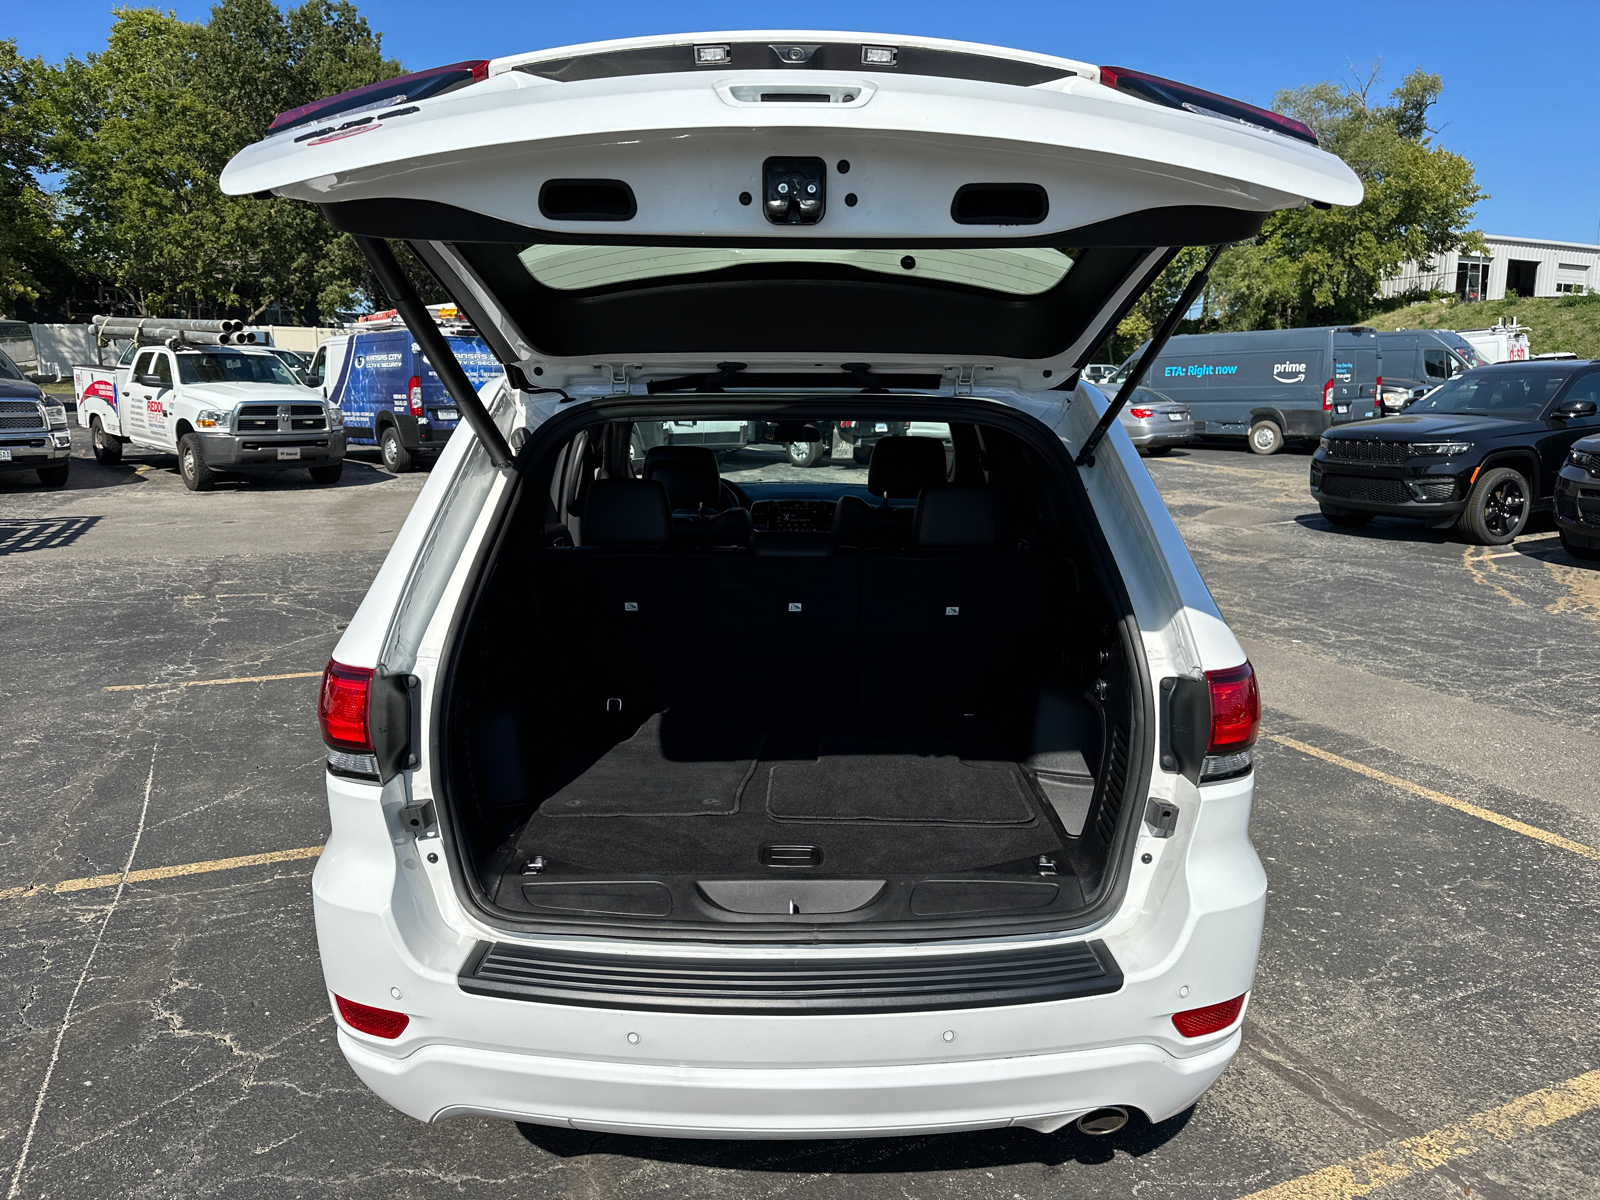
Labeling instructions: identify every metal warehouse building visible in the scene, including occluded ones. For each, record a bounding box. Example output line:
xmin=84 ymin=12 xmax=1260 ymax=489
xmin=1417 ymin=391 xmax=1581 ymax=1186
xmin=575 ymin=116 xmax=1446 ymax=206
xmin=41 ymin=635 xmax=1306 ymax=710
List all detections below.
xmin=1382 ymin=234 xmax=1599 ymax=302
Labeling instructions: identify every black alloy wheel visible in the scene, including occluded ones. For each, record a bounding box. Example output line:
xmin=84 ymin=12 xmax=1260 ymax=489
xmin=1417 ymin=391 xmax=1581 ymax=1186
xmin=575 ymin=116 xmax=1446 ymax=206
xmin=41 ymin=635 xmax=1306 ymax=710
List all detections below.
xmin=1460 ymin=466 xmax=1529 ymax=545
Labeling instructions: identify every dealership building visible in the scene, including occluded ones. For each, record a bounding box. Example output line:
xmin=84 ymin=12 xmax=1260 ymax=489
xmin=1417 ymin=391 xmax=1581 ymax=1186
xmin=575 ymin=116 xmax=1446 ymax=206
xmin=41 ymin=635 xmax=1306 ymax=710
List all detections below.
xmin=1382 ymin=233 xmax=1599 ymax=303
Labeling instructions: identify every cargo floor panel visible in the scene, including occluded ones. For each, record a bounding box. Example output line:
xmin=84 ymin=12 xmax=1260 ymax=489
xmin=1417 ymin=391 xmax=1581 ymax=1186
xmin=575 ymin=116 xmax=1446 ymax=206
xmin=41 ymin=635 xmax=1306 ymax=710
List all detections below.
xmin=500 ymin=711 xmax=1070 ymax=889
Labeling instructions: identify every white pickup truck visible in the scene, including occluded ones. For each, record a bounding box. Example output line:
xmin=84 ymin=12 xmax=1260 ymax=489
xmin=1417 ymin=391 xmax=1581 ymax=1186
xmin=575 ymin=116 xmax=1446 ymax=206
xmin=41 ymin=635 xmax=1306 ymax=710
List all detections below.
xmin=75 ymin=341 xmax=345 ymax=490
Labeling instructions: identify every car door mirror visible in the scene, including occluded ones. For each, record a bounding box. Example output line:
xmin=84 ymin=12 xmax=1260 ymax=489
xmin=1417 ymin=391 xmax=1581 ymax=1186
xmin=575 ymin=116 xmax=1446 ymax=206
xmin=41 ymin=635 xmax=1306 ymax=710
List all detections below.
xmin=137 ymin=373 xmax=163 ymax=388
xmin=1555 ymin=399 xmax=1598 ymax=419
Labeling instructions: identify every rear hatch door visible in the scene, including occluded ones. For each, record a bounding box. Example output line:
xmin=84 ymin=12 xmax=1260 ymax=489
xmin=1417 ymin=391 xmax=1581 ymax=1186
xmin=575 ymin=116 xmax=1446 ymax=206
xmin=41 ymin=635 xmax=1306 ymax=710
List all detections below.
xmin=222 ymin=32 xmax=1360 ymax=394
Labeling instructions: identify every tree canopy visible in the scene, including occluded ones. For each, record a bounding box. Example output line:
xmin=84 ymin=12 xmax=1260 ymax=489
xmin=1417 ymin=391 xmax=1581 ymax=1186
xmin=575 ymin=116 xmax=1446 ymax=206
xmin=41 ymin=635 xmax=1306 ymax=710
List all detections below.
xmin=1108 ymin=66 xmax=1486 ymax=362
xmin=15 ymin=0 xmax=399 ymax=322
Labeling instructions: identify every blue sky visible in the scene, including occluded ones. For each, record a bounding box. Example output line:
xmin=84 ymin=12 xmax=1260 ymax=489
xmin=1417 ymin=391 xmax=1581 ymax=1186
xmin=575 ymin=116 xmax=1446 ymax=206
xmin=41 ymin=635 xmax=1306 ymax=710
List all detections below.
xmin=14 ymin=0 xmax=1600 ymax=245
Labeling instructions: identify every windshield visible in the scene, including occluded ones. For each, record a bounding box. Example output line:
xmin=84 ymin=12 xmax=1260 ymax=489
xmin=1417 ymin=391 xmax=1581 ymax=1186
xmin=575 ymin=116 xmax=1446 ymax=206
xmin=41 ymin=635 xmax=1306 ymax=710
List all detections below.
xmin=176 ymin=351 xmax=298 ymax=386
xmin=0 ymin=350 xmax=23 ymax=382
xmin=1407 ymin=369 xmax=1570 ymax=421
xmin=517 ymin=245 xmax=1077 ymax=296
xmin=1451 ymin=341 xmax=1490 ymax=370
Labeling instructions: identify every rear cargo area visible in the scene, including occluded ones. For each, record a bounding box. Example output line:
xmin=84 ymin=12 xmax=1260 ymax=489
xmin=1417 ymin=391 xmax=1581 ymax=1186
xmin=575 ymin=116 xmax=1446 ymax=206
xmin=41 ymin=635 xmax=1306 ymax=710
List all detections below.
xmin=439 ymin=412 xmax=1144 ymax=939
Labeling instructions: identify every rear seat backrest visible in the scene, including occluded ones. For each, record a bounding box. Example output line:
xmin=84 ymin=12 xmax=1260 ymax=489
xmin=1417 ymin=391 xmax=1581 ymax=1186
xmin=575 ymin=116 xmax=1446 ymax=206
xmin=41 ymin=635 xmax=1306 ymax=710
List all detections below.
xmin=582 ymin=479 xmax=671 ymax=545
xmin=833 ymin=436 xmax=950 ymax=548
xmin=860 ymin=486 xmax=1049 ymax=714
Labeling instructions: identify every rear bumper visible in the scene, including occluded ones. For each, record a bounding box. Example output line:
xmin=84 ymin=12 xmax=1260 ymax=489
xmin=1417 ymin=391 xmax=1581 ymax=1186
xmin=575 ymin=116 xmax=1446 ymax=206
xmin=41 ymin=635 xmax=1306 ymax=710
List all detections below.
xmin=341 ymin=1026 xmax=1241 ymax=1137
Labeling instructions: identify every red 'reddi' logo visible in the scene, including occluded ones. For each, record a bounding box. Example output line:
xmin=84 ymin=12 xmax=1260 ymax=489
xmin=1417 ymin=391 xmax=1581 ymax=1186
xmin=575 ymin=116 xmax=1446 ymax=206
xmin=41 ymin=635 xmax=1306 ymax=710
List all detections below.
xmin=147 ymin=400 xmax=165 ymax=416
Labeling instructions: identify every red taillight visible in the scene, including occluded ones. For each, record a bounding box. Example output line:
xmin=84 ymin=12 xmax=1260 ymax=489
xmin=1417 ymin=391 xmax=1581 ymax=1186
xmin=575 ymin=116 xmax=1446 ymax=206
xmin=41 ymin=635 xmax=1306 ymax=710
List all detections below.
xmin=1205 ymin=662 xmax=1261 ymax=754
xmin=840 ymin=420 xmax=855 ymax=428
xmin=1128 ymin=407 xmax=1155 ymax=419
xmin=1172 ymin=994 xmax=1246 ymax=1038
xmin=1322 ymin=379 xmax=1334 ymax=411
xmin=1099 ymin=66 xmax=1318 ymax=145
xmin=407 ymin=376 xmax=423 ymax=417
xmin=319 ymin=660 xmax=374 ymax=752
xmin=335 ymin=995 xmax=409 ymax=1039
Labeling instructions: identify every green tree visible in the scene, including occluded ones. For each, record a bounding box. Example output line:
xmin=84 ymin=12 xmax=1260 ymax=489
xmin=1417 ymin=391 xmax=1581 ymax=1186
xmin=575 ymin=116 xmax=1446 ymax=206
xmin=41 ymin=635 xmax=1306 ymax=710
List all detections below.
xmin=1213 ymin=66 xmax=1486 ymax=330
xmin=0 ymin=40 xmax=75 ymax=313
xmin=37 ymin=0 xmax=399 ymax=321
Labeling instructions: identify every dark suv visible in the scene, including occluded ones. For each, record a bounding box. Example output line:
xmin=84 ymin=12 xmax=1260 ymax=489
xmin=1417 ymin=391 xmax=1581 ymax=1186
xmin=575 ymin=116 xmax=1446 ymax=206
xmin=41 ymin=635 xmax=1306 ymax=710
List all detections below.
xmin=1310 ymin=361 xmax=1600 ymax=545
xmin=1555 ymin=432 xmax=1600 ymax=559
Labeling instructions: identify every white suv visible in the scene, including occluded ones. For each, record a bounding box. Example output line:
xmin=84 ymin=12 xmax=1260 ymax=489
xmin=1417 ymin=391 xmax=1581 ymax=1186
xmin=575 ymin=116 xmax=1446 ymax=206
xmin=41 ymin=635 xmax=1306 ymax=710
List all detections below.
xmin=224 ymin=31 xmax=1358 ymax=1139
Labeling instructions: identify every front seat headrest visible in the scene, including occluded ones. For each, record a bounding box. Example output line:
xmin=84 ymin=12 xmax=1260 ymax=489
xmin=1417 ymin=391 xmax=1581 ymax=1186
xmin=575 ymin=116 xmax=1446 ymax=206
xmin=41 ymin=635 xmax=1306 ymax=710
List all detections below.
xmin=868 ymin=436 xmax=949 ymax=499
xmin=914 ymin=486 xmax=998 ymax=547
xmin=583 ymin=480 xmax=671 ymax=545
xmin=642 ymin=445 xmax=723 ymax=510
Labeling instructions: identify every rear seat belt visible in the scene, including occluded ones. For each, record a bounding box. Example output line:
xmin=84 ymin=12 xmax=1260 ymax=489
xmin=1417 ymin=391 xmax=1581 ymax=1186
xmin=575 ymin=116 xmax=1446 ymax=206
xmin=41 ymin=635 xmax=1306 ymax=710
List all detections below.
xmin=353 ymin=235 xmax=515 ymax=470
xmin=1076 ymin=243 xmax=1224 ymax=468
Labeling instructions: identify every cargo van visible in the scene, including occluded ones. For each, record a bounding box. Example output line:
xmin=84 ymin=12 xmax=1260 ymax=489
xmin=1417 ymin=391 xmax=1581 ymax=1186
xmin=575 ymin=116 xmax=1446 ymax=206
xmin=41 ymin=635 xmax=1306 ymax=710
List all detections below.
xmin=307 ymin=323 xmax=504 ymax=471
xmin=1373 ymin=329 xmax=1487 ymax=407
xmin=1115 ymin=327 xmax=1383 ymax=453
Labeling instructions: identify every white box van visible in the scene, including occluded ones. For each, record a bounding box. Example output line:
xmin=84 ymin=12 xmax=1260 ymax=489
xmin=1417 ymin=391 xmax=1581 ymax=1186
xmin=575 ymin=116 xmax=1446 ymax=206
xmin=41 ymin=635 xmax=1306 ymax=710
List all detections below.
xmin=223 ymin=32 xmax=1359 ymax=1140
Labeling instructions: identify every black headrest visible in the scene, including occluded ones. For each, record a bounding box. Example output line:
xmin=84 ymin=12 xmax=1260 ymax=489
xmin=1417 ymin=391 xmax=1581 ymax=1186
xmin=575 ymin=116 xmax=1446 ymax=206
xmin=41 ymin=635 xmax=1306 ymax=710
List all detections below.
xmin=868 ymin=436 xmax=949 ymax=499
xmin=914 ymin=486 xmax=998 ymax=547
xmin=583 ymin=480 xmax=671 ymax=545
xmin=642 ymin=445 xmax=722 ymax=510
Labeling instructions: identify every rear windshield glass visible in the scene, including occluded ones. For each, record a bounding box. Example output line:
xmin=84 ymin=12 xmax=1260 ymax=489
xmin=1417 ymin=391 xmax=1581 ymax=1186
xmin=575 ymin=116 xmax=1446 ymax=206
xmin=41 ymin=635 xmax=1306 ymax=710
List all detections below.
xmin=176 ymin=351 xmax=298 ymax=386
xmin=517 ymin=245 xmax=1077 ymax=296
xmin=1408 ymin=369 xmax=1570 ymax=421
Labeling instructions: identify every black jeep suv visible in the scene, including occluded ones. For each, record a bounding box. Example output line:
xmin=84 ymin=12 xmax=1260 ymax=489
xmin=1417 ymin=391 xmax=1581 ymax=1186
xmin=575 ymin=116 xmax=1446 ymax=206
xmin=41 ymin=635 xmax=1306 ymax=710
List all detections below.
xmin=1310 ymin=361 xmax=1600 ymax=545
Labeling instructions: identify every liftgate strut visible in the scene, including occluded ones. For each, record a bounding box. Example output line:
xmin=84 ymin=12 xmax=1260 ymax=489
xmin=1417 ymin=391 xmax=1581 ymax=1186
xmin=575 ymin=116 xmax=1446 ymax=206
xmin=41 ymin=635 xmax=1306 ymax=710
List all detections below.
xmin=354 ymin=235 xmax=515 ymax=470
xmin=1076 ymin=243 xmax=1224 ymax=468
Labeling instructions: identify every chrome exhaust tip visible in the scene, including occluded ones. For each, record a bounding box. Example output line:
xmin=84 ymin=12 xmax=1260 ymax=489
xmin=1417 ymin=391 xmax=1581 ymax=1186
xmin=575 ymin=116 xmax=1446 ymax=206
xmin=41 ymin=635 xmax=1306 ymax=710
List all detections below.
xmin=1075 ymin=1106 xmax=1129 ymax=1136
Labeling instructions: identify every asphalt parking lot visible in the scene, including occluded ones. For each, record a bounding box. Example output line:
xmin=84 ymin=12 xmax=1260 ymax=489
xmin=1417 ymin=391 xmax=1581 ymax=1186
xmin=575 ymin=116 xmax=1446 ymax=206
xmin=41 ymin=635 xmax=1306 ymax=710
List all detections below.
xmin=1 ymin=428 xmax=1597 ymax=1199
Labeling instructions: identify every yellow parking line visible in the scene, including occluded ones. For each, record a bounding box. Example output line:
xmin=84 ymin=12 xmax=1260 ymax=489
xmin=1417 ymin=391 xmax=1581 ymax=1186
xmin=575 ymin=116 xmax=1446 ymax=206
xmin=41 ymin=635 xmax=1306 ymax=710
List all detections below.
xmin=1271 ymin=736 xmax=1600 ymax=863
xmin=104 ymin=670 xmax=320 ymax=693
xmin=0 ymin=845 xmax=323 ymax=902
xmin=1236 ymin=1067 xmax=1600 ymax=1198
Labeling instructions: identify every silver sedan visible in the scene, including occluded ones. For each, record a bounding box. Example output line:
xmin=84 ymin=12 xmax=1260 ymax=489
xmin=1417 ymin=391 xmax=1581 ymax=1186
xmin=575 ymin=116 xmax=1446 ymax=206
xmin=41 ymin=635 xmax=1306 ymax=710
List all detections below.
xmin=1117 ymin=387 xmax=1194 ymax=456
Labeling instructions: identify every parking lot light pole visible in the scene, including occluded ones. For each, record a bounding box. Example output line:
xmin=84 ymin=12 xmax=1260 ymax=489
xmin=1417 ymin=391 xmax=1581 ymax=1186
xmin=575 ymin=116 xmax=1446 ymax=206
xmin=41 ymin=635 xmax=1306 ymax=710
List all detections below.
xmin=353 ymin=235 xmax=515 ymax=470
xmin=1076 ymin=243 xmax=1224 ymax=467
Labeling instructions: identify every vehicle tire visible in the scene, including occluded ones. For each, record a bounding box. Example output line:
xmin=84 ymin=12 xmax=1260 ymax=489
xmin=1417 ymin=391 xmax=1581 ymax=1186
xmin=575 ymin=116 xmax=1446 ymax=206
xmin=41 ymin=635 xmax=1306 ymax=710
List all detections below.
xmin=1459 ymin=466 xmax=1529 ymax=545
xmin=787 ymin=439 xmax=826 ymax=468
xmin=1559 ymin=531 xmax=1600 ymax=561
xmin=178 ymin=432 xmax=216 ymax=492
xmin=36 ymin=462 xmax=69 ymax=487
xmin=1144 ymin=446 xmax=1174 ymax=457
xmin=1248 ymin=419 xmax=1284 ymax=455
xmin=1320 ymin=505 xmax=1372 ymax=528
xmin=90 ymin=417 xmax=122 ymax=465
xmin=380 ymin=425 xmax=413 ymax=473
xmin=308 ymin=463 xmax=343 ymax=485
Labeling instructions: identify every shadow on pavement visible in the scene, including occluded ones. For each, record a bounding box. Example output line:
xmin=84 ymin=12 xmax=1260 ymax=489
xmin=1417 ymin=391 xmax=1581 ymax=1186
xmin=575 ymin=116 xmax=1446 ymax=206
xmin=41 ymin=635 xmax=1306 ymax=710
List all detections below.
xmin=0 ymin=515 xmax=101 ymax=554
xmin=515 ymin=1106 xmax=1194 ymax=1171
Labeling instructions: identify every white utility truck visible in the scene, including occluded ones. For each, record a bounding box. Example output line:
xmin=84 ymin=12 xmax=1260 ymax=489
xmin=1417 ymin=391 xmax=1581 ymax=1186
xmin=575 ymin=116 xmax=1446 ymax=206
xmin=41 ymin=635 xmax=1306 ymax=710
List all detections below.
xmin=75 ymin=318 xmax=345 ymax=491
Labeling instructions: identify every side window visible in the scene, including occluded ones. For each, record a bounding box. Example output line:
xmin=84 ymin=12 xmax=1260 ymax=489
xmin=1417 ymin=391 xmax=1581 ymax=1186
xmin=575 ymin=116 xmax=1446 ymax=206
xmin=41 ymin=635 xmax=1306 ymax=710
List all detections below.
xmin=119 ymin=341 xmax=140 ymax=366
xmin=133 ymin=351 xmax=155 ymax=378
xmin=1562 ymin=373 xmax=1600 ymax=406
xmin=153 ymin=353 xmax=173 ymax=386
xmin=1424 ymin=349 xmax=1451 ymax=379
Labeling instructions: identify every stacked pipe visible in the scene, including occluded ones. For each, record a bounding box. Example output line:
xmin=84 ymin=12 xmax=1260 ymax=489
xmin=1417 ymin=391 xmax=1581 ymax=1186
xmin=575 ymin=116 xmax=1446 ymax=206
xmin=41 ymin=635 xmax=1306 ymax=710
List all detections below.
xmin=92 ymin=315 xmax=259 ymax=346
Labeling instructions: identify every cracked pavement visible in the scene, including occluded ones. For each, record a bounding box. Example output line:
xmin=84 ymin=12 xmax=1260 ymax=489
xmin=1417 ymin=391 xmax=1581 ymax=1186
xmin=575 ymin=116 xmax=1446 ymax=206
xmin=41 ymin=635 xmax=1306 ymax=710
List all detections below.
xmin=0 ymin=430 xmax=1595 ymax=1198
